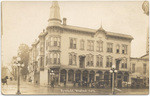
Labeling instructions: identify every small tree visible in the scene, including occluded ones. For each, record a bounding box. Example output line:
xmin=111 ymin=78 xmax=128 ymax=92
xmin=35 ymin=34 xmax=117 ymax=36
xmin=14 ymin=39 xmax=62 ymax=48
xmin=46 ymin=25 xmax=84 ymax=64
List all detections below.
xmin=18 ymin=44 xmax=29 ymax=80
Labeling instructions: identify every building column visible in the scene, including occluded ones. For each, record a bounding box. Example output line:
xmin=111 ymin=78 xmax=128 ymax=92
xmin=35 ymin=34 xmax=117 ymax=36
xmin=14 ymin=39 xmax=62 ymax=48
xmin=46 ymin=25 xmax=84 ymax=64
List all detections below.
xmin=88 ymin=71 xmax=90 ymax=82
xmin=94 ymin=71 xmax=96 ymax=82
xmin=122 ymin=72 xmax=125 ymax=87
xmin=109 ymin=72 xmax=112 ymax=87
xmin=58 ymin=69 xmax=60 ymax=86
xmin=66 ymin=70 xmax=68 ymax=83
xmin=74 ymin=70 xmax=76 ymax=81
xmin=81 ymin=71 xmax=82 ymax=81
xmin=115 ymin=73 xmax=118 ymax=87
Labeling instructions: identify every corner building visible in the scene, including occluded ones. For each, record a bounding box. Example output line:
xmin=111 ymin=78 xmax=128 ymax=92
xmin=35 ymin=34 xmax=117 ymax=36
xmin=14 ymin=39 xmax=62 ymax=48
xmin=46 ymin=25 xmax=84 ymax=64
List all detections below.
xmin=28 ymin=1 xmax=133 ymax=88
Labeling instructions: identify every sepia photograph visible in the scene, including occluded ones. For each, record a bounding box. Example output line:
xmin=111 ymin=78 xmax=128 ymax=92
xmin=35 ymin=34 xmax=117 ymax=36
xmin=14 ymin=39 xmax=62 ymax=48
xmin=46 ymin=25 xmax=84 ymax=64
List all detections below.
xmin=1 ymin=0 xmax=149 ymax=95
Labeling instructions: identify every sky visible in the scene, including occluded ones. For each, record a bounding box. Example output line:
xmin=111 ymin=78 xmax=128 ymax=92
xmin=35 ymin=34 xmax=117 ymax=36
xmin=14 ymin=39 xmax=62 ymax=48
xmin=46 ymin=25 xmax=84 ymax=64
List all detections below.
xmin=2 ymin=1 xmax=149 ymax=65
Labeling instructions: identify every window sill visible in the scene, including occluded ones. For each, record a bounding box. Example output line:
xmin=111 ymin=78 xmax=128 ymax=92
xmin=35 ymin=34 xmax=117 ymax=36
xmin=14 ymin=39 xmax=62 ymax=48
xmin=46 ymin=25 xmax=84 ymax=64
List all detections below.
xmin=87 ymin=50 xmax=94 ymax=51
xmin=68 ymin=64 xmax=77 ymax=66
xmin=80 ymin=49 xmax=84 ymax=51
xmin=69 ymin=48 xmax=77 ymax=50
xmin=97 ymin=50 xmax=103 ymax=52
xmin=107 ymin=51 xmax=113 ymax=53
xmin=86 ymin=66 xmax=94 ymax=67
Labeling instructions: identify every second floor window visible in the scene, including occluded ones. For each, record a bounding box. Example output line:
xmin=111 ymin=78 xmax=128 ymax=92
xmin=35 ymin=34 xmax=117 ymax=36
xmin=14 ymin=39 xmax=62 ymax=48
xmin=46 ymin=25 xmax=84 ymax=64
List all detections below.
xmin=80 ymin=40 xmax=85 ymax=50
xmin=96 ymin=55 xmax=103 ymax=67
xmin=106 ymin=56 xmax=113 ymax=67
xmin=121 ymin=58 xmax=127 ymax=68
xmin=70 ymin=38 xmax=77 ymax=49
xmin=132 ymin=64 xmax=135 ymax=73
xmin=143 ymin=63 xmax=146 ymax=74
xmin=86 ymin=54 xmax=94 ymax=67
xmin=97 ymin=40 xmax=103 ymax=52
xmin=87 ymin=40 xmax=94 ymax=51
xmin=116 ymin=44 xmax=120 ymax=53
xmin=46 ymin=53 xmax=60 ymax=65
xmin=122 ymin=44 xmax=127 ymax=54
xmin=107 ymin=43 xmax=113 ymax=53
xmin=69 ymin=52 xmax=77 ymax=65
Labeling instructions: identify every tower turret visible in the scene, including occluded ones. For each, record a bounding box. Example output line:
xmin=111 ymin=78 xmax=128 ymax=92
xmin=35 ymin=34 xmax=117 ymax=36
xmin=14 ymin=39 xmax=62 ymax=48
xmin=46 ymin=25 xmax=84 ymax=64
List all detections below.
xmin=48 ymin=1 xmax=62 ymax=27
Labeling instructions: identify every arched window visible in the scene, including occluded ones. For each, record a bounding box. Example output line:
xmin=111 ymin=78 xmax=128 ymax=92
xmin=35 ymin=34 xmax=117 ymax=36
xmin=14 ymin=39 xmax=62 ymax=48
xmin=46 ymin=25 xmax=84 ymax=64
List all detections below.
xmin=87 ymin=40 xmax=94 ymax=51
xmin=116 ymin=44 xmax=120 ymax=53
xmin=97 ymin=40 xmax=103 ymax=52
xmin=107 ymin=43 xmax=113 ymax=53
xmin=58 ymin=38 xmax=60 ymax=47
xmin=86 ymin=54 xmax=94 ymax=67
xmin=96 ymin=55 xmax=103 ymax=67
xmin=50 ymin=37 xmax=53 ymax=46
xmin=58 ymin=54 xmax=60 ymax=64
xmin=122 ymin=44 xmax=127 ymax=54
xmin=46 ymin=36 xmax=61 ymax=51
xmin=80 ymin=40 xmax=84 ymax=50
xmin=121 ymin=58 xmax=127 ymax=68
xmin=54 ymin=37 xmax=57 ymax=46
xmin=50 ymin=53 xmax=53 ymax=64
xmin=73 ymin=55 xmax=76 ymax=65
xmin=106 ymin=56 xmax=113 ymax=67
xmin=69 ymin=52 xmax=76 ymax=65
xmin=53 ymin=53 xmax=57 ymax=64
xmin=69 ymin=54 xmax=72 ymax=65
xmin=70 ymin=38 xmax=76 ymax=49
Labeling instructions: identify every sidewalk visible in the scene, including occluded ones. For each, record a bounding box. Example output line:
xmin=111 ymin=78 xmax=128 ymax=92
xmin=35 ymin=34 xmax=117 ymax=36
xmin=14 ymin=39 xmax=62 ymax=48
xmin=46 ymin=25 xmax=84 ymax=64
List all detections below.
xmin=1 ymin=81 xmax=149 ymax=95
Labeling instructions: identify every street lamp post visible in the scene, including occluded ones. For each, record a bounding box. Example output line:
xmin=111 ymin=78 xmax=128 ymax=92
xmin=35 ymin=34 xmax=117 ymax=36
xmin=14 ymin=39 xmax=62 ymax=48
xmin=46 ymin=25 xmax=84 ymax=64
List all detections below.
xmin=13 ymin=57 xmax=24 ymax=95
xmin=50 ymin=70 xmax=55 ymax=87
xmin=110 ymin=65 xmax=118 ymax=95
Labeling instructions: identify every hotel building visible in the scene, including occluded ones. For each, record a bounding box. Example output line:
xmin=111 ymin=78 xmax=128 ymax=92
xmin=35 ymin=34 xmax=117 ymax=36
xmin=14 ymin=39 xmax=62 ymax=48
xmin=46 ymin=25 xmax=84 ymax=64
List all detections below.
xmin=28 ymin=1 xmax=134 ymax=88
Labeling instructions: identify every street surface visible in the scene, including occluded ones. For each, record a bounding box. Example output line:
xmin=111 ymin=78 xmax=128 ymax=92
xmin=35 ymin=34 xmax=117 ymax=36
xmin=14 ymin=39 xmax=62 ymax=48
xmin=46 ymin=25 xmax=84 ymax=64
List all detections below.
xmin=1 ymin=80 xmax=149 ymax=95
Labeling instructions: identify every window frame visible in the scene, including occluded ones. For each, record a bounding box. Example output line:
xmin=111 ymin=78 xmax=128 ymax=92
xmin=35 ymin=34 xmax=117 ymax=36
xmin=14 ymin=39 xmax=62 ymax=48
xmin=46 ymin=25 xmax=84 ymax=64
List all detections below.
xmin=107 ymin=43 xmax=113 ymax=53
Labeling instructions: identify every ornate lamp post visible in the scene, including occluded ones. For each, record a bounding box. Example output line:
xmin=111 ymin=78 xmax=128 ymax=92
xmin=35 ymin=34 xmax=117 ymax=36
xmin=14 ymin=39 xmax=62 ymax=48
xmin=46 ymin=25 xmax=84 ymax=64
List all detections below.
xmin=50 ymin=70 xmax=55 ymax=87
xmin=110 ymin=65 xmax=118 ymax=95
xmin=13 ymin=57 xmax=24 ymax=95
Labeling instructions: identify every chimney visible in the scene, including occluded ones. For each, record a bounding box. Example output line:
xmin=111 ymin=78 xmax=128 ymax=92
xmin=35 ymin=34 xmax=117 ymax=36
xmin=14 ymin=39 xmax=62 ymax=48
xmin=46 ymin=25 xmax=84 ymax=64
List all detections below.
xmin=63 ymin=18 xmax=67 ymax=25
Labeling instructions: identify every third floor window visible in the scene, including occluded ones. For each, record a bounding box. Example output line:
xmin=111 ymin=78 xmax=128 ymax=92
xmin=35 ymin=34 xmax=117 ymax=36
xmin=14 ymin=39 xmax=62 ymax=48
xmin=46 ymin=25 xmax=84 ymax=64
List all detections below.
xmin=116 ymin=44 xmax=120 ymax=53
xmin=46 ymin=36 xmax=60 ymax=50
xmin=107 ymin=43 xmax=113 ymax=53
xmin=70 ymin=38 xmax=77 ymax=49
xmin=96 ymin=40 xmax=103 ymax=52
xmin=80 ymin=40 xmax=85 ymax=50
xmin=87 ymin=40 xmax=94 ymax=51
xmin=122 ymin=44 xmax=128 ymax=54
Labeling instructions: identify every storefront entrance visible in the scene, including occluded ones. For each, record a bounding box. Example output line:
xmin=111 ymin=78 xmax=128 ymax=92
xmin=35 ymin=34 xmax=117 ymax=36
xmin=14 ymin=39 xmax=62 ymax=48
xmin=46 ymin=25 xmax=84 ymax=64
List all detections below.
xmin=117 ymin=72 xmax=123 ymax=88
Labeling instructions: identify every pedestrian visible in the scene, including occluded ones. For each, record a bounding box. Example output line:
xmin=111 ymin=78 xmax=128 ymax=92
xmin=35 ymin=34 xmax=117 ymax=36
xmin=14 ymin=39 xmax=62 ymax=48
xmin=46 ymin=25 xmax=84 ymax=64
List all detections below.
xmin=10 ymin=77 xmax=12 ymax=81
xmin=51 ymin=80 xmax=54 ymax=88
xmin=64 ymin=79 xmax=66 ymax=87
xmin=73 ymin=80 xmax=76 ymax=87
xmin=78 ymin=80 xmax=80 ymax=87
